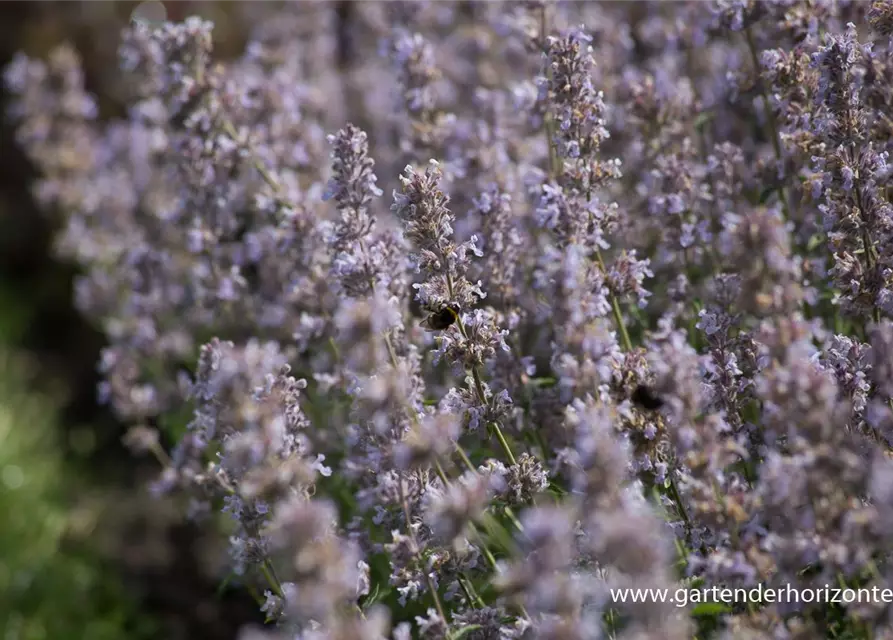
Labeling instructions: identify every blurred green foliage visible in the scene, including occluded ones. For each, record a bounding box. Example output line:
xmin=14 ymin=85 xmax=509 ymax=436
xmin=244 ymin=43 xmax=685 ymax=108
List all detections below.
xmin=0 ymin=346 xmax=157 ymax=640
xmin=0 ymin=4 xmax=262 ymax=638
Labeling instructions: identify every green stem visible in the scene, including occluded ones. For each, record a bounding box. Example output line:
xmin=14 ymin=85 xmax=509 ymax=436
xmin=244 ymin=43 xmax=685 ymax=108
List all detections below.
xmin=744 ymin=26 xmax=791 ymax=223
xmin=245 ymin=583 xmax=265 ymax=608
xmin=540 ymin=4 xmax=559 ymax=180
xmin=491 ymin=418 xmax=517 ymax=467
xmin=210 ymin=476 xmax=285 ymax=599
xmin=595 ymin=250 xmax=633 ymax=352
xmin=398 ymin=475 xmax=450 ymax=637
xmin=220 ymin=120 xmax=283 ymax=195
xmin=446 ymin=267 xmax=519 ymax=467
xmin=435 ymin=459 xmax=505 ymax=573
xmin=853 ymin=174 xmax=883 ymax=325
xmin=504 ymin=506 xmax=523 ymax=532
xmin=260 ymin=562 xmax=283 ymax=598
xmin=666 ymin=472 xmax=691 ymax=528
xmin=594 ymin=246 xmax=692 ymax=527
xmin=458 ymin=573 xmax=486 ymax=608
xmin=455 ymin=445 xmax=476 ymax=473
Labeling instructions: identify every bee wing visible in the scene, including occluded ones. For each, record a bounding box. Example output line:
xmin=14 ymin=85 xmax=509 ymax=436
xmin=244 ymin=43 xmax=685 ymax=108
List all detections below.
xmin=419 ymin=315 xmax=438 ymax=331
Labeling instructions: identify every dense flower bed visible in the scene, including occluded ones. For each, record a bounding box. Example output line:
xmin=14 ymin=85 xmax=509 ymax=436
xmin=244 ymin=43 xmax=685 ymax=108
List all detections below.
xmin=8 ymin=1 xmax=893 ymax=638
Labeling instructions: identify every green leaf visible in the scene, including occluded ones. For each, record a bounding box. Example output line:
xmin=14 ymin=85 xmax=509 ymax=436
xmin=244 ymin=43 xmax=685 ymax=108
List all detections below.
xmin=453 ymin=624 xmax=483 ymax=639
xmin=684 ymin=576 xmax=705 ymax=589
xmin=694 ymin=111 xmax=714 ymax=130
xmin=758 ymin=186 xmax=776 ymax=205
xmin=215 ymin=572 xmax=235 ymax=598
xmin=691 ymin=602 xmax=733 ymax=616
xmin=807 ymin=233 xmax=825 ymax=252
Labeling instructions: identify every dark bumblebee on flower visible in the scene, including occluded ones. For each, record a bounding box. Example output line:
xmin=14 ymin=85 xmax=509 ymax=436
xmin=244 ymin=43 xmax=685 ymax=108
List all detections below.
xmin=420 ymin=303 xmax=460 ymax=331
xmin=631 ymin=384 xmax=664 ymax=411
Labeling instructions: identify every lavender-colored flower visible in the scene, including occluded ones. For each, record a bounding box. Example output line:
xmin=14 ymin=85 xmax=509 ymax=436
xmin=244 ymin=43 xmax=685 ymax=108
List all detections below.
xmin=424 ymin=470 xmax=492 ymax=543
xmin=15 ymin=5 xmax=893 ymax=638
xmin=392 ymin=160 xmax=484 ymax=312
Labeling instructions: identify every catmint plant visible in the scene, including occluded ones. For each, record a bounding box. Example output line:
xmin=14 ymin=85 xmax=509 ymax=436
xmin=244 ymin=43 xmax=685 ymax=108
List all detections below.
xmin=13 ymin=2 xmax=893 ymax=638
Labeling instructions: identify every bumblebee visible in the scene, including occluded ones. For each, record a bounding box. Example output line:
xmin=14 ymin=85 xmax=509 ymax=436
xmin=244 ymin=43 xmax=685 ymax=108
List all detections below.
xmin=420 ymin=304 xmax=460 ymax=331
xmin=631 ymin=384 xmax=665 ymax=411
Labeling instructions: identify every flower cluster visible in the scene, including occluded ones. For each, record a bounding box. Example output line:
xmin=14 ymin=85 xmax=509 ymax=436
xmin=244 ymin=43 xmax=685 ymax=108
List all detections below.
xmin=11 ymin=2 xmax=893 ymax=638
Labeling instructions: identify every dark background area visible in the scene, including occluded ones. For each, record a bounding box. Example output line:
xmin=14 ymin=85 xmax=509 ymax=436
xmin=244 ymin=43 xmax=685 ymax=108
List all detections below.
xmin=0 ymin=2 xmax=261 ymax=638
